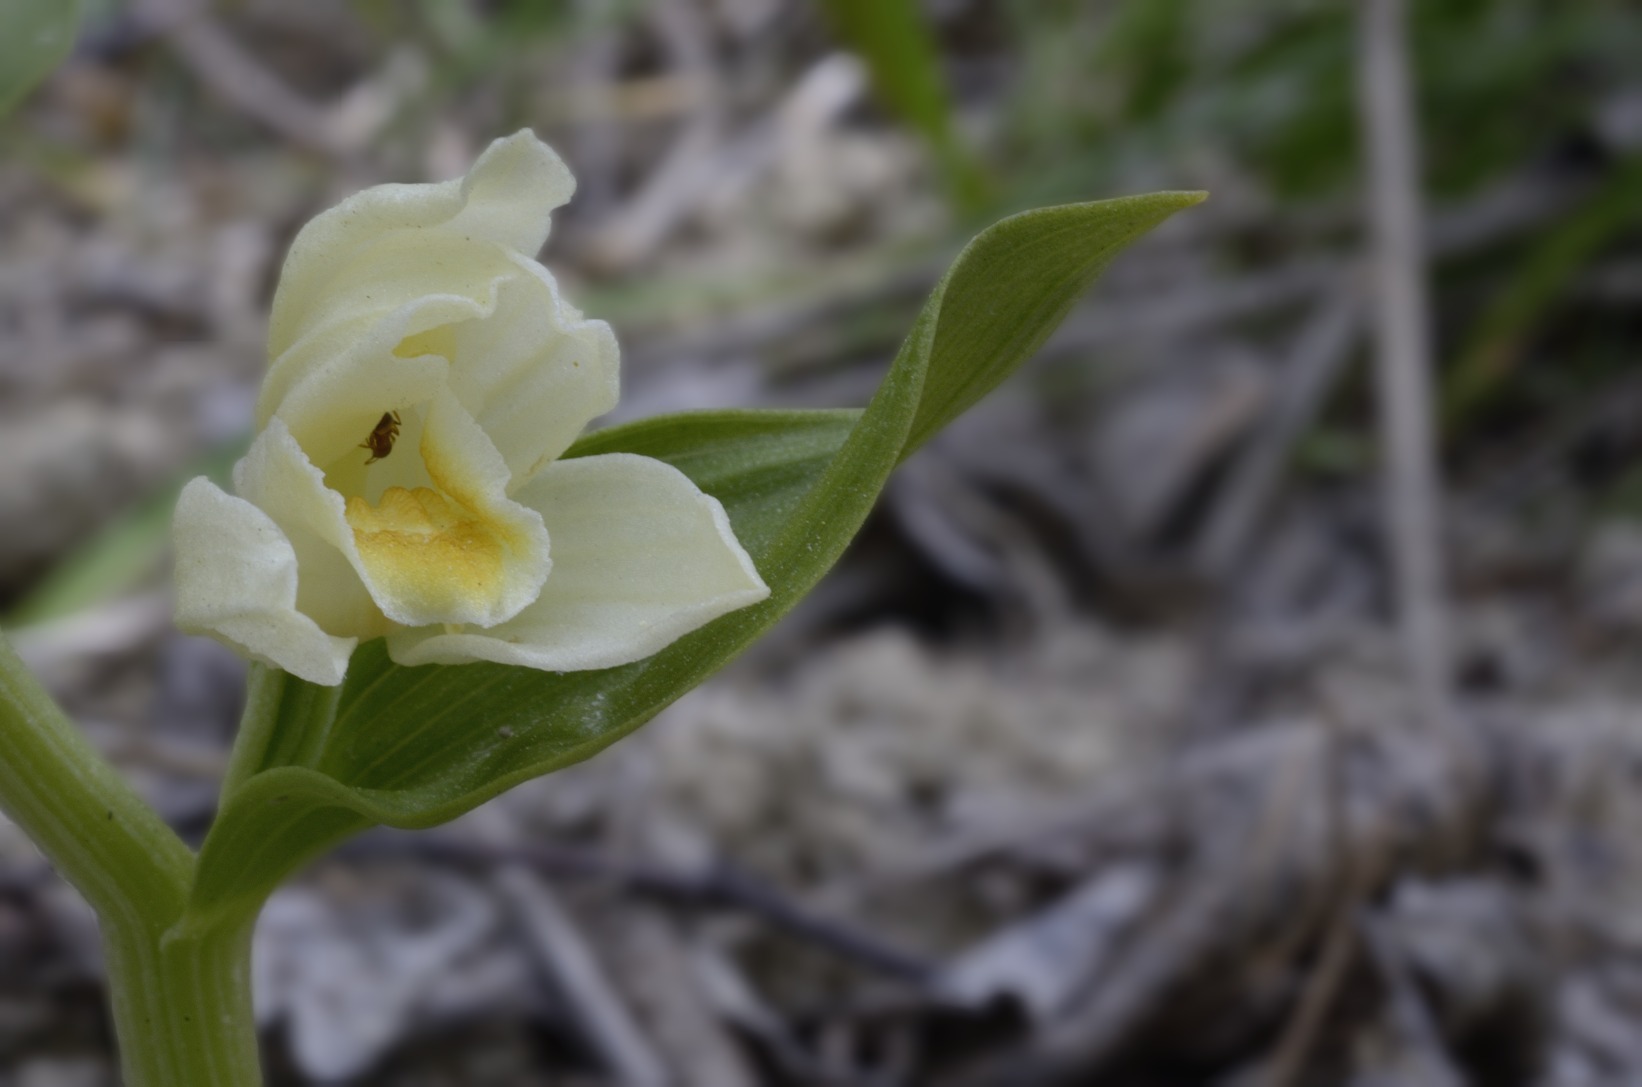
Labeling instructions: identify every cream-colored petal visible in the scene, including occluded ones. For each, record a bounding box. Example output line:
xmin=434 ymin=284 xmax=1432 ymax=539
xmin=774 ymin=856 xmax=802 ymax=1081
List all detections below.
xmin=445 ymin=255 xmax=620 ymax=485
xmin=344 ymin=390 xmax=551 ymax=629
xmin=258 ymin=264 xmax=509 ymax=431
xmin=233 ymin=420 xmax=386 ymax=641
xmin=446 ymin=132 xmax=574 ymax=255
xmin=172 ymin=477 xmax=356 ymax=686
xmin=269 ymin=131 xmax=571 ymax=359
xmin=386 ymin=454 xmax=768 ymax=672
xmin=263 ymin=316 xmax=450 ymax=473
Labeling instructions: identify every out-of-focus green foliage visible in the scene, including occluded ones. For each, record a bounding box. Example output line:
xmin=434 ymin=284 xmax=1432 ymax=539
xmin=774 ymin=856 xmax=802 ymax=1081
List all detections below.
xmin=0 ymin=0 xmax=80 ymax=116
xmin=1098 ymin=0 xmax=1192 ymax=123
xmin=822 ymin=0 xmax=988 ymax=212
xmin=1443 ymin=156 xmax=1642 ymax=430
xmin=1001 ymin=0 xmax=1642 ymax=201
xmin=995 ymin=0 xmax=1642 ymax=457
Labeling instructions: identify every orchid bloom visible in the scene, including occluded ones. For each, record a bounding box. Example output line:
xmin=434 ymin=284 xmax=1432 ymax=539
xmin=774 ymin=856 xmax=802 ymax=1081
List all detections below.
xmin=173 ymin=131 xmax=769 ymax=686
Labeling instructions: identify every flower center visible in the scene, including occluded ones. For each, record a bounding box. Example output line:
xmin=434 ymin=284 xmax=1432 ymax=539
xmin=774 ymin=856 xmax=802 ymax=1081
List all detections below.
xmin=345 ymin=486 xmax=508 ymax=621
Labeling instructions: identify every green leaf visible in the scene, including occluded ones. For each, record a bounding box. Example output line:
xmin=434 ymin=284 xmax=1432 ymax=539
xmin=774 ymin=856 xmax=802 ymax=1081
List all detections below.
xmin=184 ymin=192 xmax=1204 ymax=927
xmin=0 ymin=0 xmax=80 ymax=116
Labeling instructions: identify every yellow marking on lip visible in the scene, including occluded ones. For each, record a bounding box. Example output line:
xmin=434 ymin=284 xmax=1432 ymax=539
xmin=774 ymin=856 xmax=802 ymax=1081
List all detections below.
xmin=346 ymin=486 xmax=506 ymax=618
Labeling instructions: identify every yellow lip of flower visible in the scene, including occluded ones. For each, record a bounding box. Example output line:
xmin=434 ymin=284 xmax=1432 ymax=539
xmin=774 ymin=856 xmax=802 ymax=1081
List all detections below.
xmin=338 ymin=387 xmax=550 ymax=630
xmin=171 ymin=131 xmax=769 ymax=686
xmin=345 ymin=487 xmax=514 ymax=625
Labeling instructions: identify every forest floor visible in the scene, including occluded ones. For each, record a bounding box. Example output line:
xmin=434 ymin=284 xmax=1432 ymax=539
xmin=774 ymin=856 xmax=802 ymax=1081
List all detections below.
xmin=3 ymin=1 xmax=1642 ymax=1084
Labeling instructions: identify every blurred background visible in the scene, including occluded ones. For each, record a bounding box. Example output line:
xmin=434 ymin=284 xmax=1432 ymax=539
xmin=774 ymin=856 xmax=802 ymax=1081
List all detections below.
xmin=3 ymin=0 xmax=1642 ymax=1083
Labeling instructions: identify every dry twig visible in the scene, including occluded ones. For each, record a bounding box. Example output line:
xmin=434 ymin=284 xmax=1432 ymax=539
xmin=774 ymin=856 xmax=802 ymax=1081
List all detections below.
xmin=496 ymin=867 xmax=671 ymax=1087
xmin=1196 ymin=292 xmax=1362 ymax=576
xmin=345 ymin=833 xmax=938 ymax=986
xmin=1358 ymin=908 xmax=1467 ymax=1087
xmin=1355 ymin=0 xmax=1454 ymax=731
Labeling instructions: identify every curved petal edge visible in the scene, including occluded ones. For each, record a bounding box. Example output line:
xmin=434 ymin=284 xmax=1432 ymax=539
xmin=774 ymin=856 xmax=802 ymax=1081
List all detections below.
xmin=172 ymin=478 xmax=357 ymax=686
xmin=385 ymin=453 xmax=769 ymax=672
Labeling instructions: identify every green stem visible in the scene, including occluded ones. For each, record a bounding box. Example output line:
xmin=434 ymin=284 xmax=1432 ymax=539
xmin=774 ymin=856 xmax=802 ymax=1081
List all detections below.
xmin=103 ymin=912 xmax=263 ymax=1086
xmin=0 ymin=632 xmax=267 ymax=1085
xmin=222 ymin=663 xmax=286 ymax=797
xmin=0 ymin=632 xmax=190 ymax=923
xmin=222 ymin=664 xmax=342 ymax=796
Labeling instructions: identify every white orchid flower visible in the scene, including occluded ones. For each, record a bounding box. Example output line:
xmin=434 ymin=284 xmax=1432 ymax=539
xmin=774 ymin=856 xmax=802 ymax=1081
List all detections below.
xmin=173 ymin=131 xmax=769 ymax=686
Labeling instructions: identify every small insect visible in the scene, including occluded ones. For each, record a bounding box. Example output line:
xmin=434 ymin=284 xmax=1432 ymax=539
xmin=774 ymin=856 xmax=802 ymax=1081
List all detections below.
xmin=360 ymin=410 xmax=402 ymax=464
